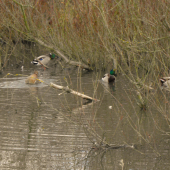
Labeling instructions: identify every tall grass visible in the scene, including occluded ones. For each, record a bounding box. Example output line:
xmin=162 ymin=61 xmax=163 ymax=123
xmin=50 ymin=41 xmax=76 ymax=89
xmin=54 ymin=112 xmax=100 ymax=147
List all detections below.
xmin=0 ymin=0 xmax=169 ymax=71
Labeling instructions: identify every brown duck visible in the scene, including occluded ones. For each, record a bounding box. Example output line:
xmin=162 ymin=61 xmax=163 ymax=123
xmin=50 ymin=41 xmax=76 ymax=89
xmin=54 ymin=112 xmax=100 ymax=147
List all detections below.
xmin=25 ymin=71 xmax=39 ymax=84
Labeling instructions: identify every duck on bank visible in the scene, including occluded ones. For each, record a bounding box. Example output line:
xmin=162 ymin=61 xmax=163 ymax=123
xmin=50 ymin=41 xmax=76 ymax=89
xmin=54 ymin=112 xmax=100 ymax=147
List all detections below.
xmin=31 ymin=53 xmax=56 ymax=66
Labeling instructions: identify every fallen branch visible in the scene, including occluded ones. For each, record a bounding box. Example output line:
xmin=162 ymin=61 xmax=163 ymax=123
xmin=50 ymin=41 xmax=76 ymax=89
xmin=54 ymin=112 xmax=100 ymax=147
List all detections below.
xmin=38 ymin=60 xmax=49 ymax=69
xmin=34 ymin=38 xmax=91 ymax=70
xmin=50 ymin=83 xmax=99 ymax=101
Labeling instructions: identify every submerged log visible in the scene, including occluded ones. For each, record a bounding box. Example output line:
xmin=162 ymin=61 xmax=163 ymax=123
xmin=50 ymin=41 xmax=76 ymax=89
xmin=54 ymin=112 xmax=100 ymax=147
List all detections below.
xmin=50 ymin=83 xmax=99 ymax=101
xmin=91 ymin=142 xmax=135 ymax=150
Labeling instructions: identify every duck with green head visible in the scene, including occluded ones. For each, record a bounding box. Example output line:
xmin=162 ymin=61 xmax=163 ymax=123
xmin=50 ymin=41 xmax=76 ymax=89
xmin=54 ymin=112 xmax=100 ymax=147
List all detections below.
xmin=31 ymin=53 xmax=56 ymax=66
xmin=102 ymin=69 xmax=116 ymax=83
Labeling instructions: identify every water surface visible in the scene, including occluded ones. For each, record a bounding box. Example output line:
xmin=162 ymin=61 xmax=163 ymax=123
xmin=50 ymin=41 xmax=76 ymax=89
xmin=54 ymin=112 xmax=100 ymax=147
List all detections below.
xmin=0 ymin=65 xmax=170 ymax=169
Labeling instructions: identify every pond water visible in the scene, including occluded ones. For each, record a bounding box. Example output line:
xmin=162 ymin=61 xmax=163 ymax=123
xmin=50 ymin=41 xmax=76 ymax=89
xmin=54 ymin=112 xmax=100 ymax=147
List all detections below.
xmin=0 ymin=62 xmax=170 ymax=169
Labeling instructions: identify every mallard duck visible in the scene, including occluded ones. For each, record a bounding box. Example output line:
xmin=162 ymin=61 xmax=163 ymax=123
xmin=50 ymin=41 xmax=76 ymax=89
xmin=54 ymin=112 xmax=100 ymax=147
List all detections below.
xmin=102 ymin=69 xmax=116 ymax=83
xmin=110 ymin=69 xmax=117 ymax=76
xmin=102 ymin=73 xmax=115 ymax=83
xmin=31 ymin=53 xmax=56 ymax=66
xmin=25 ymin=71 xmax=39 ymax=84
xmin=160 ymin=77 xmax=170 ymax=87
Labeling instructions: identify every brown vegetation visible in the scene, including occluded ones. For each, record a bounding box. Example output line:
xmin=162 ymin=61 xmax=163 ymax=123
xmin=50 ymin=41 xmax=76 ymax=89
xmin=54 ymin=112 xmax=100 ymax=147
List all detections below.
xmin=0 ymin=0 xmax=169 ymax=70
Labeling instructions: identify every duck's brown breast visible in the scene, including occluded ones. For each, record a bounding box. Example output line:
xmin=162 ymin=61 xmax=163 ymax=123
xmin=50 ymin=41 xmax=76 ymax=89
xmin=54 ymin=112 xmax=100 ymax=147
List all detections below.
xmin=25 ymin=74 xmax=38 ymax=84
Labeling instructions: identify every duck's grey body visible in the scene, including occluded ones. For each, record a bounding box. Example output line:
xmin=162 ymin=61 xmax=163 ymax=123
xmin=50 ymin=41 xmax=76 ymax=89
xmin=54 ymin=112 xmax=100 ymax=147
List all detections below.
xmin=160 ymin=77 xmax=170 ymax=87
xmin=102 ymin=73 xmax=115 ymax=83
xmin=31 ymin=53 xmax=55 ymax=66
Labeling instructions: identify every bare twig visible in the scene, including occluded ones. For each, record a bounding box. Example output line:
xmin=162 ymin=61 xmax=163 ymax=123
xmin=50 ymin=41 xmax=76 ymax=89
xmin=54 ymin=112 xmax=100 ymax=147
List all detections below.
xmin=50 ymin=83 xmax=99 ymax=101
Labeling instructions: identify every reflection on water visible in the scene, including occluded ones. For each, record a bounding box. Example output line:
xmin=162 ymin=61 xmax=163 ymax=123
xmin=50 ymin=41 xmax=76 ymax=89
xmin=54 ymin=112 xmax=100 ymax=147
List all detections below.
xmin=0 ymin=67 xmax=170 ymax=169
xmin=0 ymin=76 xmax=55 ymax=89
